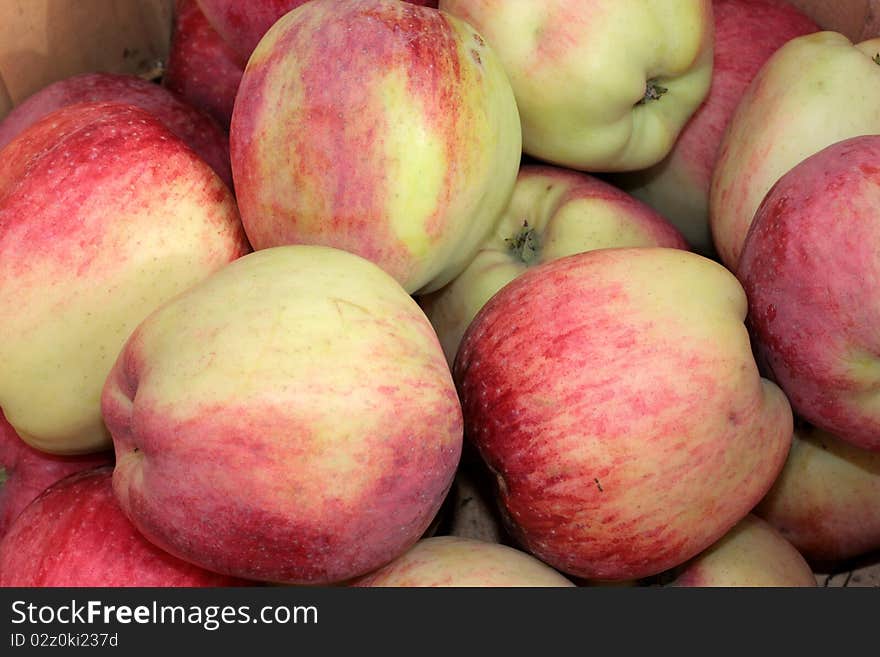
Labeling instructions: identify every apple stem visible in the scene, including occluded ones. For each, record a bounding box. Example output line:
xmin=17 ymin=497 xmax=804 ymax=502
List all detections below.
xmin=638 ymin=78 xmax=668 ymax=105
xmin=873 ymin=53 xmax=880 ymax=66
xmin=505 ymin=221 xmax=541 ymax=265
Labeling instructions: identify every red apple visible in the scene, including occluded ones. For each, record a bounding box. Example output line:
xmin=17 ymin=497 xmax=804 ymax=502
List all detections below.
xmin=755 ymin=422 xmax=880 ymax=563
xmin=0 ymin=101 xmax=250 ymax=456
xmin=163 ymin=0 xmax=244 ymax=131
xmin=102 ymin=245 xmax=462 ymax=585
xmin=613 ymin=0 xmax=818 ymax=255
xmin=454 ymin=247 xmax=793 ymax=581
xmin=0 ymin=410 xmax=112 ymax=538
xmin=0 ymin=466 xmax=249 ymax=586
xmin=229 ymin=0 xmax=521 ymax=294
xmin=0 ymin=72 xmax=233 ymax=189
xmin=196 ymin=0 xmax=439 ymax=64
xmin=739 ymin=135 xmax=880 ymax=452
xmin=668 ymin=514 xmax=816 ymax=587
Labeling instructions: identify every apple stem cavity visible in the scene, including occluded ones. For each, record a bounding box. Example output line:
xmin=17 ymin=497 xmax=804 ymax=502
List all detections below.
xmin=638 ymin=78 xmax=668 ymax=105
xmin=874 ymin=53 xmax=880 ymax=65
xmin=505 ymin=221 xmax=541 ymax=265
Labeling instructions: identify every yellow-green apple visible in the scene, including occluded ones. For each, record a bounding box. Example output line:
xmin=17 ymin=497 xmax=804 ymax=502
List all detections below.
xmin=0 ymin=101 xmax=250 ymax=455
xmin=755 ymin=422 xmax=880 ymax=564
xmin=0 ymin=71 xmax=233 ymax=189
xmin=612 ymin=0 xmax=818 ymax=255
xmin=0 ymin=467 xmax=249 ymax=586
xmin=454 ymin=247 xmax=793 ymax=581
xmin=0 ymin=410 xmax=112 ymax=538
xmin=163 ymin=0 xmax=244 ymax=132
xmin=351 ymin=536 xmax=575 ymax=587
xmin=710 ymin=31 xmax=880 ymax=271
xmin=438 ymin=0 xmax=714 ymax=172
xmin=101 ymin=245 xmax=463 ymax=585
xmin=738 ymin=135 xmax=880 ymax=451
xmin=196 ymin=0 xmax=439 ymax=65
xmin=230 ymin=0 xmax=521 ymax=294
xmin=419 ymin=164 xmax=688 ymax=367
xmin=667 ymin=514 xmax=816 ymax=587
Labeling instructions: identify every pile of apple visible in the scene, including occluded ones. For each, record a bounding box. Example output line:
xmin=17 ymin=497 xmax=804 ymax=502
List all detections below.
xmin=1 ymin=0 xmax=879 ymax=589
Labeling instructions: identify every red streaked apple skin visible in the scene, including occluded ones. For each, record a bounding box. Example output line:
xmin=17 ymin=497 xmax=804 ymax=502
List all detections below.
xmin=196 ymin=0 xmax=439 ymax=64
xmin=0 ymin=467 xmax=249 ymax=587
xmin=102 ymin=246 xmax=463 ymax=585
xmin=230 ymin=0 xmax=521 ymax=294
xmin=669 ymin=514 xmax=816 ymax=587
xmin=0 ymin=72 xmax=233 ymax=189
xmin=163 ymin=0 xmax=244 ymax=132
xmin=454 ymin=247 xmax=793 ymax=581
xmin=755 ymin=424 xmax=880 ymax=563
xmin=0 ymin=410 xmax=112 ymax=538
xmin=0 ymin=101 xmax=250 ymax=455
xmin=739 ymin=135 xmax=880 ymax=452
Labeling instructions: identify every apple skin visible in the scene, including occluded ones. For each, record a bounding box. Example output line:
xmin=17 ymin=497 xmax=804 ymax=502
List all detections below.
xmin=0 ymin=72 xmax=233 ymax=189
xmin=612 ymin=0 xmax=818 ymax=255
xmin=0 ymin=410 xmax=112 ymax=538
xmin=419 ymin=164 xmax=689 ymax=367
xmin=454 ymin=247 xmax=793 ymax=581
xmin=196 ymin=0 xmax=439 ymax=64
xmin=230 ymin=0 xmax=522 ymax=294
xmin=163 ymin=0 xmax=244 ymax=132
xmin=439 ymin=0 xmax=714 ymax=172
xmin=0 ymin=101 xmax=251 ymax=455
xmin=668 ymin=514 xmax=816 ymax=587
xmin=351 ymin=536 xmax=575 ymax=587
xmin=0 ymin=467 xmax=249 ymax=587
xmin=755 ymin=423 xmax=880 ymax=564
xmin=101 ymin=245 xmax=463 ymax=585
xmin=709 ymin=31 xmax=880 ymax=272
xmin=738 ymin=135 xmax=880 ymax=452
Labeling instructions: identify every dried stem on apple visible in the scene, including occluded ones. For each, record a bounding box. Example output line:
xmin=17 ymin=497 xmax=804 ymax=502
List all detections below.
xmin=505 ymin=221 xmax=541 ymax=265
xmin=638 ymin=78 xmax=669 ymax=105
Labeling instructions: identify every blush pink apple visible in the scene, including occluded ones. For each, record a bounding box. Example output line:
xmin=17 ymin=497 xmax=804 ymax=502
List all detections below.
xmin=755 ymin=422 xmax=880 ymax=564
xmin=102 ymin=245 xmax=463 ymax=585
xmin=0 ymin=101 xmax=250 ymax=455
xmin=163 ymin=0 xmax=244 ymax=131
xmin=0 ymin=467 xmax=249 ymax=587
xmin=0 ymin=72 xmax=233 ymax=188
xmin=613 ymin=0 xmax=818 ymax=255
xmin=352 ymin=536 xmax=575 ymax=587
xmin=196 ymin=0 xmax=438 ymax=64
xmin=668 ymin=514 xmax=816 ymax=587
xmin=230 ymin=0 xmax=521 ymax=294
xmin=0 ymin=410 xmax=112 ymax=538
xmin=739 ymin=135 xmax=880 ymax=452
xmin=454 ymin=247 xmax=793 ymax=581
xmin=419 ymin=164 xmax=688 ymax=367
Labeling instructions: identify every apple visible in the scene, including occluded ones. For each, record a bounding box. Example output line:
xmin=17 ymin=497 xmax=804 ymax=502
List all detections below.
xmin=419 ymin=164 xmax=689 ymax=367
xmin=0 ymin=467 xmax=249 ymax=586
xmin=162 ymin=0 xmax=244 ymax=132
xmin=351 ymin=536 xmax=575 ymax=587
xmin=438 ymin=0 xmax=714 ymax=172
xmin=738 ymin=135 xmax=880 ymax=452
xmin=709 ymin=31 xmax=880 ymax=272
xmin=101 ymin=245 xmax=463 ymax=585
xmin=611 ymin=0 xmax=818 ymax=255
xmin=0 ymin=409 xmax=112 ymax=538
xmin=196 ymin=0 xmax=439 ymax=65
xmin=0 ymin=71 xmax=233 ymax=189
xmin=755 ymin=422 xmax=880 ymax=564
xmin=667 ymin=514 xmax=816 ymax=587
xmin=0 ymin=101 xmax=250 ymax=455
xmin=454 ymin=247 xmax=793 ymax=581
xmin=229 ymin=0 xmax=522 ymax=294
